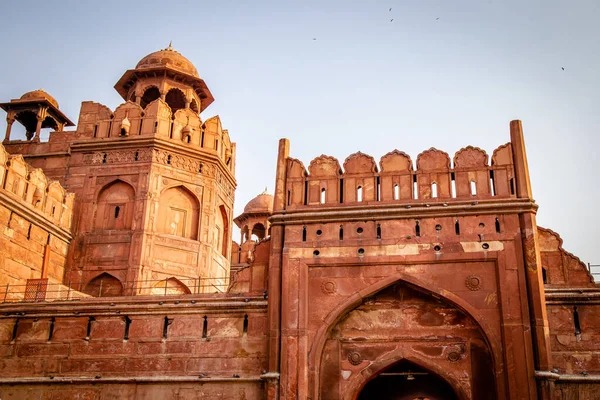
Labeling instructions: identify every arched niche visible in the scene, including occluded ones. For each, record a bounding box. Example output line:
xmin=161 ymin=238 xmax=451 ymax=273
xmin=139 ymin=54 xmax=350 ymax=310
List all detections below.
xmin=152 ymin=277 xmax=192 ymax=295
xmin=94 ymin=180 xmax=135 ymax=231
xmin=251 ymin=223 xmax=266 ymax=241
xmin=84 ymin=273 xmax=123 ymax=297
xmin=215 ymin=205 xmax=229 ymax=257
xmin=157 ymin=186 xmax=199 ymax=240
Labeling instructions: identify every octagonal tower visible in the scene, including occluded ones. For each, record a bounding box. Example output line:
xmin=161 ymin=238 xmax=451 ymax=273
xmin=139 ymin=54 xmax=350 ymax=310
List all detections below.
xmin=1 ymin=44 xmax=236 ymax=296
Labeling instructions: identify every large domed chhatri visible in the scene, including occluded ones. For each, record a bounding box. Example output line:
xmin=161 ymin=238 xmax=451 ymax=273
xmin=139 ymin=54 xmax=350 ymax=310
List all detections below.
xmin=243 ymin=189 xmax=274 ymax=214
xmin=135 ymin=43 xmax=199 ymax=78
xmin=114 ymin=43 xmax=214 ymax=112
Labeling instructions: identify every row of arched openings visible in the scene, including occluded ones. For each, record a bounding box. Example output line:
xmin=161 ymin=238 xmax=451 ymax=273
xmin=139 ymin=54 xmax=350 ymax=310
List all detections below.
xmin=131 ymin=87 xmax=199 ymax=113
xmin=9 ymin=111 xmax=60 ymax=141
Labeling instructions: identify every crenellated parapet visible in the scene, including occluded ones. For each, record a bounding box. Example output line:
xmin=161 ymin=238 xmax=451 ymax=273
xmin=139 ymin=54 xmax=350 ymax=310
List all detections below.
xmin=284 ymin=142 xmax=516 ymax=209
xmin=0 ymin=142 xmax=73 ymax=232
xmin=74 ymin=101 xmax=235 ymax=175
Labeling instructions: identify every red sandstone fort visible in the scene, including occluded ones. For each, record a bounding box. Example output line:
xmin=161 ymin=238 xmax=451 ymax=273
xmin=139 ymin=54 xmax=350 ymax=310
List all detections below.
xmin=0 ymin=45 xmax=597 ymax=399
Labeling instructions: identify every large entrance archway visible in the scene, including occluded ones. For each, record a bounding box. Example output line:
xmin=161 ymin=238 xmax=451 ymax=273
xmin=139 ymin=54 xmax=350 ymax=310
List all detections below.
xmin=357 ymin=359 xmax=459 ymax=400
xmin=316 ymin=280 xmax=496 ymax=400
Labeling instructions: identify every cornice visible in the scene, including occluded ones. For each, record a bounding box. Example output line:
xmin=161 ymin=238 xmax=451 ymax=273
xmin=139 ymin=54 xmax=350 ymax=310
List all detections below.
xmin=0 ymin=295 xmax=267 ymax=317
xmin=545 ymin=287 xmax=600 ymax=304
xmin=69 ymin=137 xmax=236 ymax=187
xmin=0 ymin=191 xmax=72 ymax=243
xmin=270 ymin=198 xmax=538 ymax=225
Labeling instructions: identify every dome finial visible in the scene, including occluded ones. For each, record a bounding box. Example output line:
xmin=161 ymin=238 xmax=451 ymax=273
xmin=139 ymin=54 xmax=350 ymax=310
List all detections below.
xmin=167 ymin=41 xmax=173 ymax=50
xmin=262 ymin=187 xmax=268 ymax=195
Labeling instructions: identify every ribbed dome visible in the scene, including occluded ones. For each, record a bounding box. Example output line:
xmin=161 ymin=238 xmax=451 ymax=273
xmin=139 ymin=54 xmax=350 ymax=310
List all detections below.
xmin=135 ymin=43 xmax=198 ymax=77
xmin=20 ymin=89 xmax=59 ymax=108
xmin=243 ymin=189 xmax=274 ymax=214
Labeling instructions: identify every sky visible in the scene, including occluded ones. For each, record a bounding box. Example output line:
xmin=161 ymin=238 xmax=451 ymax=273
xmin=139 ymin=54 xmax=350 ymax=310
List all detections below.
xmin=0 ymin=0 xmax=598 ymax=267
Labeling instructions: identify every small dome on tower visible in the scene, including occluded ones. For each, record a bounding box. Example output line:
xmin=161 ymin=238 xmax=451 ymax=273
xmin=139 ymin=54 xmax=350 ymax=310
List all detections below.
xmin=20 ymin=89 xmax=59 ymax=108
xmin=135 ymin=43 xmax=199 ymax=77
xmin=243 ymin=189 xmax=274 ymax=214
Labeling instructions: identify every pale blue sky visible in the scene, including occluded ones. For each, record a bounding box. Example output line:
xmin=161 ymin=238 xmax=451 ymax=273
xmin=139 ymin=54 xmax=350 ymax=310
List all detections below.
xmin=1 ymin=0 xmax=598 ymax=265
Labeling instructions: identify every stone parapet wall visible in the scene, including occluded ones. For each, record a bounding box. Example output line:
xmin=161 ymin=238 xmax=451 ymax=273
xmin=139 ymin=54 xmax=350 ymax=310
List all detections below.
xmin=0 ymin=142 xmax=73 ymax=288
xmin=0 ymin=295 xmax=267 ymax=399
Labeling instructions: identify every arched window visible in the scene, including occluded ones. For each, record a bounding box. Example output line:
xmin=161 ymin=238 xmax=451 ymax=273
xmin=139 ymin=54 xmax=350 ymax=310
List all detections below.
xmin=320 ymin=188 xmax=326 ymax=204
xmin=394 ymin=184 xmax=399 ymax=200
xmin=252 ymin=223 xmax=266 ymax=241
xmin=95 ymin=180 xmax=135 ymax=230
xmin=141 ymin=86 xmax=161 ymax=108
xmin=431 ymin=182 xmax=438 ymax=198
xmin=157 ymin=186 xmax=200 ymax=240
xmin=357 ymin=186 xmax=363 ymax=202
xmin=84 ymin=273 xmax=123 ymax=297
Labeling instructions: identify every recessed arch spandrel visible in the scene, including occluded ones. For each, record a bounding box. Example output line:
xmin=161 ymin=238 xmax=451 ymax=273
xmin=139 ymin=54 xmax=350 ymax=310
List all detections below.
xmin=343 ymin=152 xmax=378 ymax=174
xmin=308 ymin=155 xmax=342 ymax=177
xmin=453 ymin=146 xmax=489 ymax=169
xmin=416 ymin=148 xmax=451 ymax=171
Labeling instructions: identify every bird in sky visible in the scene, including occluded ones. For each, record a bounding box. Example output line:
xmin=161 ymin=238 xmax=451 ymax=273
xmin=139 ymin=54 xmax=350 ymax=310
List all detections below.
xmin=436 ymin=17 xmax=440 ymax=20
xmin=561 ymin=67 xmax=565 ymax=70
xmin=390 ymin=18 xmax=394 ymax=22
xmin=389 ymin=8 xmax=392 ymax=11
xmin=313 ymin=38 xmax=316 ymax=40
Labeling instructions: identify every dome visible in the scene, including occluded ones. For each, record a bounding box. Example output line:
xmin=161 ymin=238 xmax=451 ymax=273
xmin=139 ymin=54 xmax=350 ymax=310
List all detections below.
xmin=20 ymin=89 xmax=59 ymax=108
xmin=243 ymin=189 xmax=274 ymax=214
xmin=135 ymin=43 xmax=199 ymax=77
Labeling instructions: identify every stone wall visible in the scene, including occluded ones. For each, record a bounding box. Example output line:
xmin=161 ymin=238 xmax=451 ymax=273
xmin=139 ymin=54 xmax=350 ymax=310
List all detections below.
xmin=0 ymin=295 xmax=268 ymax=400
xmin=0 ymin=142 xmax=73 ymax=298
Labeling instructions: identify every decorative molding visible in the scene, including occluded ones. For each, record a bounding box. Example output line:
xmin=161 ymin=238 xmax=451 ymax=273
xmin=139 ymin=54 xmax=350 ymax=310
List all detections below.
xmin=465 ymin=275 xmax=482 ymax=291
xmin=321 ymin=281 xmax=337 ymax=295
xmin=347 ymin=352 xmax=363 ymax=365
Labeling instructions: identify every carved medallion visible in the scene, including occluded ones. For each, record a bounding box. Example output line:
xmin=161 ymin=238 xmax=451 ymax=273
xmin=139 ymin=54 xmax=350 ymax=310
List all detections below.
xmin=445 ymin=345 xmax=464 ymax=363
xmin=321 ymin=281 xmax=337 ymax=295
xmin=347 ymin=352 xmax=362 ymax=366
xmin=465 ymin=275 xmax=482 ymax=291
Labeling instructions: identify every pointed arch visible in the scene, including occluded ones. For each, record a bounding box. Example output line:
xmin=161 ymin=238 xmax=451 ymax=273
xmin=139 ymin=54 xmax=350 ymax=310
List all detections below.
xmin=84 ymin=273 xmax=123 ymax=297
xmin=157 ymin=185 xmax=200 ymax=240
xmin=310 ymin=273 xmax=501 ymax=400
xmin=95 ymin=179 xmax=135 ymax=230
xmin=140 ymin=86 xmax=161 ymax=108
xmin=352 ymin=357 xmax=464 ymax=400
xmin=165 ymin=88 xmax=187 ymax=113
xmin=152 ymin=277 xmax=191 ymax=295
xmin=216 ymin=205 xmax=229 ymax=257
